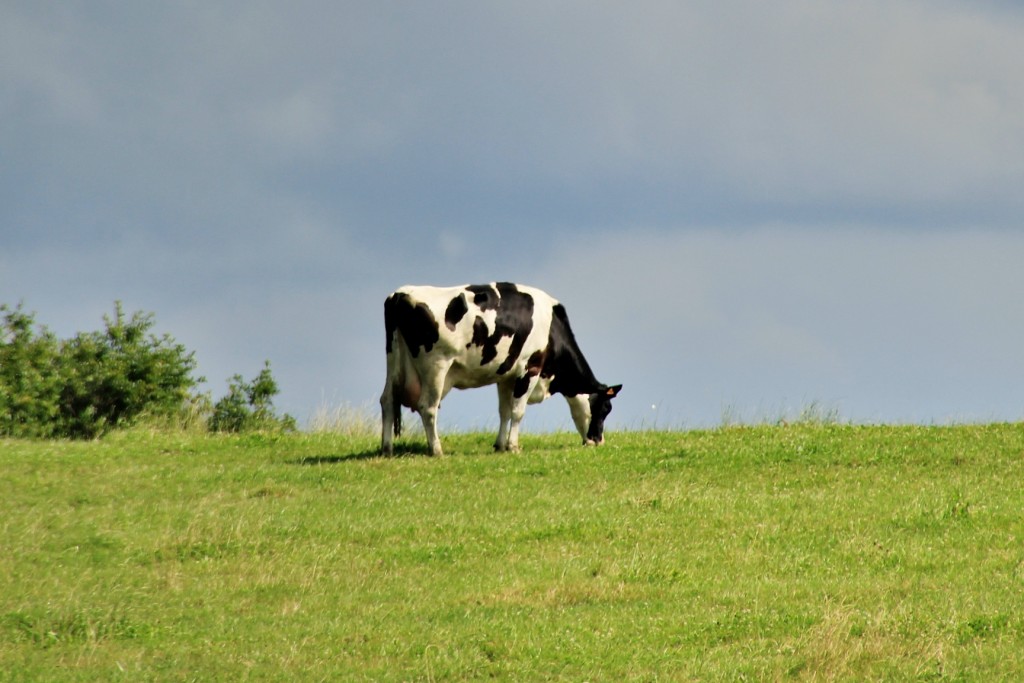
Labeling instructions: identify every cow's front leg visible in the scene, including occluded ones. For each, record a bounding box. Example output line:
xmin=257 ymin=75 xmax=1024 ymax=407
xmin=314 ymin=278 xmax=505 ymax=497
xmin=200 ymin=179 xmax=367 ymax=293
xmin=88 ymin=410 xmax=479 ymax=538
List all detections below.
xmin=417 ymin=368 xmax=448 ymax=456
xmin=506 ymin=394 xmax=530 ymax=452
xmin=565 ymin=394 xmax=593 ymax=445
xmin=496 ymin=378 xmax=533 ymax=452
xmin=419 ymin=404 xmax=443 ymax=456
xmin=494 ymin=382 xmax=513 ymax=451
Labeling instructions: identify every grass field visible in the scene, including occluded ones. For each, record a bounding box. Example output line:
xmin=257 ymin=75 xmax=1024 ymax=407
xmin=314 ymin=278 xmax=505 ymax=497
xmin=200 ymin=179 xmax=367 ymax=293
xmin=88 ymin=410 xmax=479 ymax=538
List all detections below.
xmin=3 ymin=424 xmax=1024 ymax=681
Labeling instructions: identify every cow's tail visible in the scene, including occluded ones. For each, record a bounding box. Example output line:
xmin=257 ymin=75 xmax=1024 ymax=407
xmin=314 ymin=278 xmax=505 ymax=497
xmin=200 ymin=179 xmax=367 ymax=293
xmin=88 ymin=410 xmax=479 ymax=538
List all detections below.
xmin=384 ymin=293 xmax=403 ymax=439
xmin=383 ymin=347 xmax=404 ymax=439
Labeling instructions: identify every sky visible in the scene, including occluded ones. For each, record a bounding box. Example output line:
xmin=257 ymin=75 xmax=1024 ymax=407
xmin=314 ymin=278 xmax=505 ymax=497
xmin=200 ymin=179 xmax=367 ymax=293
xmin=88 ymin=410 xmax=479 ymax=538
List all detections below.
xmin=4 ymin=1 xmax=1024 ymax=433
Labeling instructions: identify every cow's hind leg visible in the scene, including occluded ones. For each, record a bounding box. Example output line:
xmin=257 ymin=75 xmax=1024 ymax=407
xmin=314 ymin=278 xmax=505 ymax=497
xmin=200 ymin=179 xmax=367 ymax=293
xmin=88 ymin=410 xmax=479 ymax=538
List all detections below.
xmin=380 ymin=383 xmax=403 ymax=455
xmin=380 ymin=385 xmax=394 ymax=455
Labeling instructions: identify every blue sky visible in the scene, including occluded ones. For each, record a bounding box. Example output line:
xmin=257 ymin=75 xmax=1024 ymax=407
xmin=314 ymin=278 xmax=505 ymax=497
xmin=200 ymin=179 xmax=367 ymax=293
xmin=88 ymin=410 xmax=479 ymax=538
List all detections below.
xmin=4 ymin=2 xmax=1024 ymax=432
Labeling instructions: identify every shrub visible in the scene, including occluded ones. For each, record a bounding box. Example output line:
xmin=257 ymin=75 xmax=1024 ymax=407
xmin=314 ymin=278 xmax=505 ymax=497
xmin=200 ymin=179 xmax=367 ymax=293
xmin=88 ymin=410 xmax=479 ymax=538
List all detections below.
xmin=0 ymin=304 xmax=62 ymax=438
xmin=56 ymin=303 xmax=200 ymax=438
xmin=209 ymin=361 xmax=296 ymax=433
xmin=1 ymin=302 xmax=300 ymax=439
xmin=1 ymin=302 xmax=200 ymax=438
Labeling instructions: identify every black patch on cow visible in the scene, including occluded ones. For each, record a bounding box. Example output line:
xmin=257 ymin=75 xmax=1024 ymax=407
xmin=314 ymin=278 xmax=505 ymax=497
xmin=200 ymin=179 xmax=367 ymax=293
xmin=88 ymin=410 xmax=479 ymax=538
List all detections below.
xmin=480 ymin=336 xmax=499 ymax=365
xmin=384 ymin=294 xmax=400 ymax=353
xmin=543 ymin=303 xmax=603 ymax=396
xmin=512 ymin=350 xmax=546 ymax=399
xmin=444 ymin=293 xmax=468 ymax=331
xmin=384 ymin=292 xmax=439 ymax=358
xmin=467 ymin=316 xmax=489 ymax=349
xmin=539 ymin=303 xmax=622 ymax=441
xmin=464 ymin=283 xmax=534 ymax=375
xmin=466 ymin=284 xmax=499 ymax=311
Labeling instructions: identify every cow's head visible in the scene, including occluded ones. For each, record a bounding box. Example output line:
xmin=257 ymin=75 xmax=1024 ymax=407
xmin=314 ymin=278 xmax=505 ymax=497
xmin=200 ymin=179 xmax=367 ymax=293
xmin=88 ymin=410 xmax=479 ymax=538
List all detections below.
xmin=585 ymin=384 xmax=622 ymax=445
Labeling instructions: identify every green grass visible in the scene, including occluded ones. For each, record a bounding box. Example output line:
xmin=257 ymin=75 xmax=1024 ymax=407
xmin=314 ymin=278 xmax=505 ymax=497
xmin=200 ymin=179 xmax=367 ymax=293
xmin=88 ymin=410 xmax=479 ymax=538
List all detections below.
xmin=3 ymin=424 xmax=1024 ymax=680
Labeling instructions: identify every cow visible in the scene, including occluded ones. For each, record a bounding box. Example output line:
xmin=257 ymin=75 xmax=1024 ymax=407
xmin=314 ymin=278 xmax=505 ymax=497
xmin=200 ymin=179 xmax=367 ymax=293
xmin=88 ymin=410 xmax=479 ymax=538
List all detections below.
xmin=380 ymin=282 xmax=622 ymax=456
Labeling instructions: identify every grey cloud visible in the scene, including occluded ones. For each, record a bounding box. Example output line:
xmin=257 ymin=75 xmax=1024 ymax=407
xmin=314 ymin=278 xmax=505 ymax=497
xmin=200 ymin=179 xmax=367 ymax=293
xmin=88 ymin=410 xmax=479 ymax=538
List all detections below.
xmin=8 ymin=2 xmax=1024 ymax=245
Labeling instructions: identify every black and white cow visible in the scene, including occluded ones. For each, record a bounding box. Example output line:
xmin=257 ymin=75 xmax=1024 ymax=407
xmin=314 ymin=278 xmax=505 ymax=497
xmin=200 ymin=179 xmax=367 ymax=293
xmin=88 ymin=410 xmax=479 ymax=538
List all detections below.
xmin=380 ymin=282 xmax=621 ymax=456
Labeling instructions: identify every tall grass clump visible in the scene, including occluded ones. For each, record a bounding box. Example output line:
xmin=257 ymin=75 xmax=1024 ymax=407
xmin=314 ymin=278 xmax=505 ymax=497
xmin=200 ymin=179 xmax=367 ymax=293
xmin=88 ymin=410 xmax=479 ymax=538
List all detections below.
xmin=720 ymin=399 xmax=844 ymax=428
xmin=307 ymin=400 xmax=379 ymax=437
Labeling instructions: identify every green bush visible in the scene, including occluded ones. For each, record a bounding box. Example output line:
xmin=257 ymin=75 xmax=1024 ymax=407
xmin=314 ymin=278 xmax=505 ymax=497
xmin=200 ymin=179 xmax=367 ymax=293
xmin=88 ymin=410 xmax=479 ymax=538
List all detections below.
xmin=1 ymin=302 xmax=298 ymax=439
xmin=209 ymin=361 xmax=296 ymax=433
xmin=1 ymin=302 xmax=200 ymax=438
xmin=56 ymin=303 xmax=201 ymax=438
xmin=0 ymin=304 xmax=62 ymax=438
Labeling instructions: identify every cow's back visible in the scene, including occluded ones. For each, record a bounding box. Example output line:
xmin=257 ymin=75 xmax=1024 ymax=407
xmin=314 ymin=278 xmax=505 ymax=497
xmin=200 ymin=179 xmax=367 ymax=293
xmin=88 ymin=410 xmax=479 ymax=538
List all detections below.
xmin=387 ymin=283 xmax=558 ymax=387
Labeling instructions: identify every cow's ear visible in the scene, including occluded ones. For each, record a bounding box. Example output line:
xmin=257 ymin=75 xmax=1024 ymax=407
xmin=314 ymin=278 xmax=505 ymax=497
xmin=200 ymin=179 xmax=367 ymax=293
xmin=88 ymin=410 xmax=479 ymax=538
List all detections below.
xmin=605 ymin=384 xmax=622 ymax=397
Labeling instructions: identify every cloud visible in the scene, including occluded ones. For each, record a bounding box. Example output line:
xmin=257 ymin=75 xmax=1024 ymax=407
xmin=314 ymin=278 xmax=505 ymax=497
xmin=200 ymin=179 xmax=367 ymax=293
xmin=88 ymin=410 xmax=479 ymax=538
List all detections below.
xmin=280 ymin=1 xmax=1024 ymax=228
xmin=6 ymin=0 xmax=1024 ymax=249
